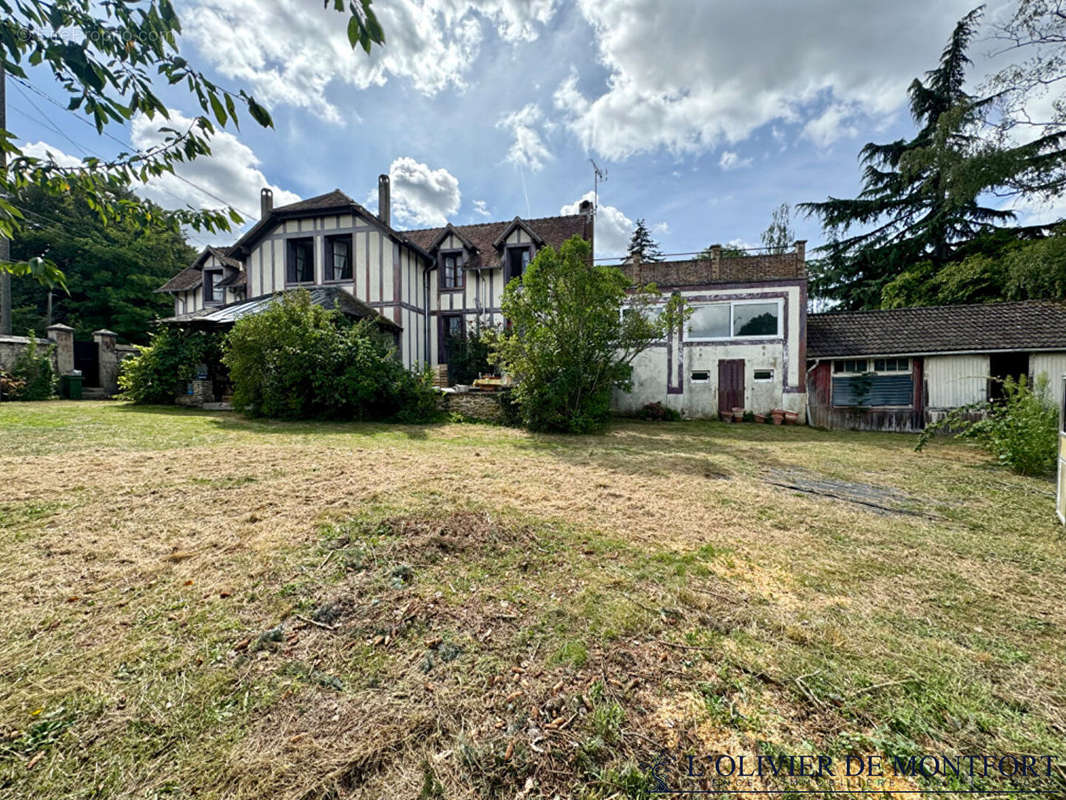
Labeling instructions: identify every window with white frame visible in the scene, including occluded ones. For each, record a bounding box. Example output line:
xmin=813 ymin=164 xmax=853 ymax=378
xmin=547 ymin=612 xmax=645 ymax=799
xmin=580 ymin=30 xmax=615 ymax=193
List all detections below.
xmin=753 ymin=369 xmax=774 ymax=381
xmin=685 ymin=300 xmax=781 ymax=341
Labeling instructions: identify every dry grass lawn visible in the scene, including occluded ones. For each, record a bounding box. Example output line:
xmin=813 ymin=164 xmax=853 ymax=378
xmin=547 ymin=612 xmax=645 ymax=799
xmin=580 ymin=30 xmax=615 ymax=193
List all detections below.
xmin=0 ymin=401 xmax=1064 ymax=799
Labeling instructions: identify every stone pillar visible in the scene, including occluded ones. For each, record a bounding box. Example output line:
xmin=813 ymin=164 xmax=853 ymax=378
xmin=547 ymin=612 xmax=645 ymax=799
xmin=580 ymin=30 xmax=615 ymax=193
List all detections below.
xmin=794 ymin=240 xmax=807 ymax=262
xmin=46 ymin=323 xmax=75 ymax=375
xmin=710 ymin=245 xmax=722 ymax=280
xmin=93 ymin=329 xmax=119 ymax=395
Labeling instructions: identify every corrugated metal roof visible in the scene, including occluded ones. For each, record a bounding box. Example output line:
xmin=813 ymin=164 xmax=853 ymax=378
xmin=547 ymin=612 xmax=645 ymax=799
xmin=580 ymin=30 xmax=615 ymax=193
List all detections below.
xmin=160 ymin=287 xmax=402 ymax=333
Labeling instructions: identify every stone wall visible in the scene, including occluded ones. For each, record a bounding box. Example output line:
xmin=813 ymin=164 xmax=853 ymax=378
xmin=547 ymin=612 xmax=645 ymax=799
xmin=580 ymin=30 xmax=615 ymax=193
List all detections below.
xmin=175 ymin=379 xmax=213 ymax=407
xmin=443 ymin=391 xmax=506 ymax=424
xmin=0 ymin=335 xmax=59 ymax=374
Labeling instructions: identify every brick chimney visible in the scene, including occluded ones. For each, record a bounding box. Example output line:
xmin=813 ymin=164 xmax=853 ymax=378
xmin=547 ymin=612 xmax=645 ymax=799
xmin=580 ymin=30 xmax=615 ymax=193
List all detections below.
xmin=378 ymin=174 xmax=391 ymax=226
xmin=260 ymin=188 xmax=273 ymax=219
xmin=579 ymin=198 xmax=594 ymax=258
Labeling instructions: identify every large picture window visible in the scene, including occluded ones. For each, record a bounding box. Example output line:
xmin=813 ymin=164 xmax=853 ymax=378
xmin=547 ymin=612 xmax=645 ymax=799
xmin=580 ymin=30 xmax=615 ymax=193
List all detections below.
xmin=441 ymin=252 xmax=462 ymax=290
xmin=685 ymin=300 xmax=781 ymax=340
xmin=287 ymin=238 xmax=315 ymax=284
xmin=325 ymin=235 xmax=352 ymax=281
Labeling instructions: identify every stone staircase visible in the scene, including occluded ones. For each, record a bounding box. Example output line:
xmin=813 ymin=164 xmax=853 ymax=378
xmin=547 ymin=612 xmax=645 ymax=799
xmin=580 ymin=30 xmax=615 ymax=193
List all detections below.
xmin=81 ymin=386 xmax=112 ymax=400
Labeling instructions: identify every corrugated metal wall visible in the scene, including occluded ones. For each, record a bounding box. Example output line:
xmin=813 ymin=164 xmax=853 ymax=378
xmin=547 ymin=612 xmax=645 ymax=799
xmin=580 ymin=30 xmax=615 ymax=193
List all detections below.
xmin=926 ymin=355 xmax=988 ymax=408
xmin=1031 ymin=353 xmax=1066 ymax=409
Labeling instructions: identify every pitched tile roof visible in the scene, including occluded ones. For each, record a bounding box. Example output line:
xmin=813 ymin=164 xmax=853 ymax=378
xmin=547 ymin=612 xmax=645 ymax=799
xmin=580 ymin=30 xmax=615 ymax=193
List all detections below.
xmin=808 ymin=300 xmax=1066 ymax=358
xmin=157 ymin=246 xmax=243 ymax=293
xmin=622 ymin=252 xmax=805 ymax=288
xmin=404 ymin=214 xmax=589 ymax=268
xmin=227 ymin=189 xmax=433 ymax=262
xmin=157 ymin=265 xmax=202 ymax=293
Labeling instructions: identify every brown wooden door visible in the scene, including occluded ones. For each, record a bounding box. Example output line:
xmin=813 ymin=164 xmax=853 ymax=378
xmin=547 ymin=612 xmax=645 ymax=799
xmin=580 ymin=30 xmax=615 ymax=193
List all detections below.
xmin=717 ymin=359 xmax=745 ymax=416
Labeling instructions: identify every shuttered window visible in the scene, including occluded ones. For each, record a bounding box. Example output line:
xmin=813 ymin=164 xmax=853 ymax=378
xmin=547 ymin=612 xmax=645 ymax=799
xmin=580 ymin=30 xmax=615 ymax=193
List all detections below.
xmin=832 ymin=374 xmax=913 ymax=407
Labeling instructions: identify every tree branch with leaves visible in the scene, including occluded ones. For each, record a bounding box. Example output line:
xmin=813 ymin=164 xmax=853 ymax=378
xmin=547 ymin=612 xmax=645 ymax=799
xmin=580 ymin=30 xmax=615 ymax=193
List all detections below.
xmin=0 ymin=0 xmax=386 ymax=284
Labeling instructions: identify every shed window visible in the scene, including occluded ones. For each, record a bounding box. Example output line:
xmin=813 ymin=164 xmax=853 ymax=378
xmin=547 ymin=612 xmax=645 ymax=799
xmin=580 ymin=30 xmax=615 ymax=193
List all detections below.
xmin=753 ymin=369 xmax=774 ymax=381
xmin=441 ymin=252 xmax=462 ymax=290
xmin=287 ymin=238 xmax=315 ymax=284
xmin=831 ymin=357 xmax=914 ymax=407
xmin=873 ymin=358 xmax=909 ymax=373
xmin=690 ymin=370 xmax=710 ymax=383
xmin=326 ymin=235 xmax=352 ymax=281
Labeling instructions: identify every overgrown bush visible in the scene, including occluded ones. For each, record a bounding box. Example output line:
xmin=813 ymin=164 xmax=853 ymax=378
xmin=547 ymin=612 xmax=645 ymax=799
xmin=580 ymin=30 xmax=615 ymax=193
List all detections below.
xmin=118 ymin=326 xmax=223 ymax=404
xmin=636 ymin=401 xmax=681 ymax=421
xmin=493 ymin=236 xmax=689 ymax=433
xmin=916 ymin=374 xmax=1058 ymax=476
xmin=445 ymin=323 xmax=496 ymax=386
xmin=223 ymin=291 xmax=441 ymax=422
xmin=5 ymin=334 xmax=56 ymax=400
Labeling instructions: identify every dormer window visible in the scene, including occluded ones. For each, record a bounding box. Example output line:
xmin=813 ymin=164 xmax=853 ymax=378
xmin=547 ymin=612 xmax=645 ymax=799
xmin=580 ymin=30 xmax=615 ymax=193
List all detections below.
xmin=287 ymin=238 xmax=315 ymax=284
xmin=204 ymin=270 xmax=222 ymax=305
xmin=441 ymin=251 xmax=463 ymax=290
xmin=506 ymin=246 xmax=531 ymax=284
xmin=326 ymin=234 xmax=352 ymax=281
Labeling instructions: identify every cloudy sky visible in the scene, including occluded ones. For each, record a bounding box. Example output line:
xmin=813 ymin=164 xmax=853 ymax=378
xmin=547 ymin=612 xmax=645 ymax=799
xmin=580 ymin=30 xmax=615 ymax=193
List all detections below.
xmin=11 ymin=0 xmax=1063 ymax=258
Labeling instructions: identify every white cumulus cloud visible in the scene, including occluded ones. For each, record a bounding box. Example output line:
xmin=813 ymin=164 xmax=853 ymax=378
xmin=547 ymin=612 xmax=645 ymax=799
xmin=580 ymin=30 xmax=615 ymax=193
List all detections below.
xmin=384 ymin=156 xmax=462 ymax=227
xmin=562 ymin=190 xmax=636 ymax=259
xmin=719 ymin=151 xmax=752 ymax=171
xmin=130 ymin=112 xmax=300 ymax=225
xmin=497 ymin=104 xmax=553 ymax=172
xmin=182 ymin=0 xmax=559 ymax=123
xmin=558 ymin=0 xmax=976 ymax=159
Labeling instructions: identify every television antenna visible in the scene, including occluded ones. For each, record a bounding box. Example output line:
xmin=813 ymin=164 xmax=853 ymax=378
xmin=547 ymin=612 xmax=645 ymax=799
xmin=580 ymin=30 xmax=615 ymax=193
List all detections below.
xmin=590 ymin=158 xmax=607 ymax=214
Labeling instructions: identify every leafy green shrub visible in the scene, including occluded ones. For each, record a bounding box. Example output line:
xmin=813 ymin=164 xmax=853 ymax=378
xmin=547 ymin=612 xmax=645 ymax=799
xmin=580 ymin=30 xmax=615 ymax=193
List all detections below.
xmin=118 ymin=327 xmax=223 ymax=404
xmin=444 ymin=323 xmax=497 ymax=386
xmin=916 ymin=374 xmax=1058 ymax=476
xmin=7 ymin=334 xmax=56 ymax=400
xmin=493 ymin=236 xmax=690 ymax=434
xmin=636 ymin=401 xmax=681 ymax=421
xmin=223 ymin=291 xmax=441 ymax=422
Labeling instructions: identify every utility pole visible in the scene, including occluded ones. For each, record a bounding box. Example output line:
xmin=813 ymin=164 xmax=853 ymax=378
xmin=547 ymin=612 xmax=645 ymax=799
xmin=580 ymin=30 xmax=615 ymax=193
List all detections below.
xmin=0 ymin=63 xmax=10 ymax=335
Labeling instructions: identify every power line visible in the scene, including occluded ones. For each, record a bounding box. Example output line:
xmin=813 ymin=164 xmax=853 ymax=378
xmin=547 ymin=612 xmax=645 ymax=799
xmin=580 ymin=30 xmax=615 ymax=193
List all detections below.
xmin=10 ymin=76 xmax=259 ymax=220
xmin=6 ymin=80 xmax=245 ymax=249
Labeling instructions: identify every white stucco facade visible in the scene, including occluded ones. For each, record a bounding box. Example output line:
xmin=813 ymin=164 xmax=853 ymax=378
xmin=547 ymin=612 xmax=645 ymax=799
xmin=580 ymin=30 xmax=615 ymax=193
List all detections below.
xmin=615 ymin=273 xmax=808 ymax=418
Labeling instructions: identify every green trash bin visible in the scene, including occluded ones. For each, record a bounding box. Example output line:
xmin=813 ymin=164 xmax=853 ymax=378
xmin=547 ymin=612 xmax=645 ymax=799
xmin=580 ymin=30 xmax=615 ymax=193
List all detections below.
xmin=62 ymin=372 xmax=83 ymax=400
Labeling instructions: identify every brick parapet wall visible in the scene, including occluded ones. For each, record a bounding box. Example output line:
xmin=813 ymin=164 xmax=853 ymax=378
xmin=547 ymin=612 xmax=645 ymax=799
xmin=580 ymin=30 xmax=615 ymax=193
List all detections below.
xmin=622 ymin=247 xmax=806 ymax=288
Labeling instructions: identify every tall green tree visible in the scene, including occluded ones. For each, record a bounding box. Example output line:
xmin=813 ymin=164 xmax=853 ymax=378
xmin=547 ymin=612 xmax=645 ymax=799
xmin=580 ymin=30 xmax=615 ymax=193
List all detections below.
xmin=626 ymin=218 xmax=664 ymax=262
xmin=0 ymin=0 xmax=386 ymax=282
xmin=10 ymin=182 xmax=196 ymax=343
xmin=761 ymin=203 xmax=795 ymax=254
xmin=801 ymin=8 xmax=1015 ymax=308
xmin=493 ymin=236 xmax=689 ymax=433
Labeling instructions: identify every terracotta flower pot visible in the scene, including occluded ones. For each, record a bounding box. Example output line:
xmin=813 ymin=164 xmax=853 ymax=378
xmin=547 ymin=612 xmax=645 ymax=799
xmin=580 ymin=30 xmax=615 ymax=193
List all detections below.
xmin=771 ymin=409 xmax=785 ymax=425
xmin=754 ymin=413 xmax=766 ymax=424
xmin=784 ymin=410 xmax=800 ymax=425
xmin=732 ymin=407 xmax=744 ymax=422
